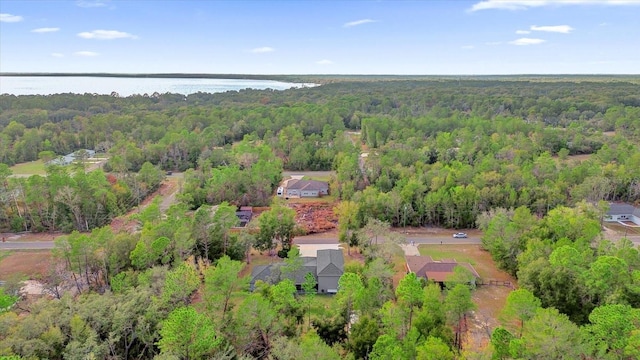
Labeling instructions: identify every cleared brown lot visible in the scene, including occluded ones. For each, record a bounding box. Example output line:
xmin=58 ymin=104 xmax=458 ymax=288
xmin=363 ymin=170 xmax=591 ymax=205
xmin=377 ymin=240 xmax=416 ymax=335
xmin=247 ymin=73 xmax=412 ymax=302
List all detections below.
xmin=0 ymin=250 xmax=52 ymax=280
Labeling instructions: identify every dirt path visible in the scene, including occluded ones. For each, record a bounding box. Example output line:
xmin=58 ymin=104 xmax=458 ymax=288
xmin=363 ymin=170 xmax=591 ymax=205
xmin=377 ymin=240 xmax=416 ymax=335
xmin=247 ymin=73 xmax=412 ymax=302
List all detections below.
xmin=160 ymin=173 xmax=183 ymax=212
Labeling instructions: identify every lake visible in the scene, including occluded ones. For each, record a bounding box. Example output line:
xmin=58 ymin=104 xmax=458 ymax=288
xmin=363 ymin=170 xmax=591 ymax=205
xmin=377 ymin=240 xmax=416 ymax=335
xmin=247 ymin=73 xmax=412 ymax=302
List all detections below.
xmin=0 ymin=76 xmax=316 ymax=96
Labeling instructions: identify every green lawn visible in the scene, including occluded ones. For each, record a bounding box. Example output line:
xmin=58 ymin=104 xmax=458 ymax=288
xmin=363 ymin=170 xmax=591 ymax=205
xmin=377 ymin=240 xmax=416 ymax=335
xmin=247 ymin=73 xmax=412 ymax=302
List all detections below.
xmin=287 ymin=195 xmax=337 ymax=204
xmin=418 ymin=246 xmax=476 ymax=265
xmin=303 ymin=175 xmax=332 ymax=182
xmin=0 ymin=250 xmax=9 ymax=263
xmin=417 ymin=244 xmax=514 ymax=280
xmin=9 ymin=160 xmax=47 ymax=176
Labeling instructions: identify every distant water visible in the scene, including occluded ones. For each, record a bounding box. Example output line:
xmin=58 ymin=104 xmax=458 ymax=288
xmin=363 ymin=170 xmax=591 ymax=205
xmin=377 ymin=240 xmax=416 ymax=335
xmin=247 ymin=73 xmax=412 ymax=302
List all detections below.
xmin=0 ymin=76 xmax=316 ymax=96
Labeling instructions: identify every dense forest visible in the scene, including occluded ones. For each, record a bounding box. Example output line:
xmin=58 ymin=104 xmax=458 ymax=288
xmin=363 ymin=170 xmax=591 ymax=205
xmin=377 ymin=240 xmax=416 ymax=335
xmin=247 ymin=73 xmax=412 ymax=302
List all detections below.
xmin=1 ymin=77 xmax=640 ymax=359
xmin=1 ymin=79 xmax=639 ymax=231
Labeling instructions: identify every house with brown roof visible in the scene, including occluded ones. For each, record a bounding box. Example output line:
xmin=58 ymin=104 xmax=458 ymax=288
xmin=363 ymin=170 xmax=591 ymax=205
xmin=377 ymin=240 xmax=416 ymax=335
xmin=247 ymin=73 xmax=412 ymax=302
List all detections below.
xmin=283 ymin=179 xmax=329 ymax=198
xmin=405 ymin=255 xmax=480 ymax=287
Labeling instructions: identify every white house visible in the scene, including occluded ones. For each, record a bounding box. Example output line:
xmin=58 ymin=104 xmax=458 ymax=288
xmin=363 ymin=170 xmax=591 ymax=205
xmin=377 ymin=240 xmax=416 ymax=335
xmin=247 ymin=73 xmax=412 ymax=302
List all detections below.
xmin=282 ymin=179 xmax=329 ymax=198
xmin=605 ymin=203 xmax=640 ymax=225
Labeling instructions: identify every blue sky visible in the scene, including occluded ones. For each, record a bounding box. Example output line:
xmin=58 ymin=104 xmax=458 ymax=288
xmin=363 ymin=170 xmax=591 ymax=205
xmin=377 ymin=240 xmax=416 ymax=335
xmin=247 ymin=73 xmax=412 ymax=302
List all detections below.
xmin=1 ymin=0 xmax=639 ymax=74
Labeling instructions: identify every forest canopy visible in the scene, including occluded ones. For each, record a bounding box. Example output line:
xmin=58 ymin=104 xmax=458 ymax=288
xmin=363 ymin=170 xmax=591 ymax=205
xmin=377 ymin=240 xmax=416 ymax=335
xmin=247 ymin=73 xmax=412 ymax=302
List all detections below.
xmin=1 ymin=76 xmax=640 ymax=359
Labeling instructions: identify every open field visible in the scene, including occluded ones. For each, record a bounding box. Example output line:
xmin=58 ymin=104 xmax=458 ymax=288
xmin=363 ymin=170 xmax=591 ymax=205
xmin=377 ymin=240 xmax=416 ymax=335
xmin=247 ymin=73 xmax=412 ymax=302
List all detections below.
xmin=418 ymin=244 xmax=513 ymax=281
xmin=9 ymin=160 xmax=47 ymax=176
xmin=603 ymin=223 xmax=640 ymax=236
xmin=283 ymin=170 xmax=335 ymax=180
xmin=0 ymin=250 xmax=52 ymax=280
xmin=286 ymin=195 xmax=337 ymax=204
xmin=302 ymin=174 xmax=332 ymax=182
xmin=9 ymin=156 xmax=108 ymax=177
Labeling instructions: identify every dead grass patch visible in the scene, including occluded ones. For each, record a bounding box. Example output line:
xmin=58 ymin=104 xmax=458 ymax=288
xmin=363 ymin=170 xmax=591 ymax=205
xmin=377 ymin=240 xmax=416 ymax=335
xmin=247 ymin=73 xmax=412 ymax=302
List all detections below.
xmin=418 ymin=244 xmax=514 ymax=281
xmin=604 ymin=223 xmax=640 ymax=236
xmin=0 ymin=250 xmax=52 ymax=280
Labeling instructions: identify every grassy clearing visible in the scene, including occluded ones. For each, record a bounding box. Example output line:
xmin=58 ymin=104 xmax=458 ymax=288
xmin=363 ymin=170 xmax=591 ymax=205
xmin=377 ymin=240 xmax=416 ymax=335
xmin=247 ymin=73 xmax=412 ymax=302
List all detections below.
xmin=9 ymin=160 xmax=47 ymax=176
xmin=302 ymin=175 xmax=332 ymax=182
xmin=0 ymin=250 xmax=10 ymax=263
xmin=418 ymin=244 xmax=514 ymax=283
xmin=603 ymin=223 xmax=640 ymax=236
xmin=419 ymin=246 xmax=477 ymax=265
xmin=286 ymin=195 xmax=337 ymax=204
xmin=0 ymin=250 xmax=52 ymax=279
xmin=417 ymin=244 xmax=516 ymax=349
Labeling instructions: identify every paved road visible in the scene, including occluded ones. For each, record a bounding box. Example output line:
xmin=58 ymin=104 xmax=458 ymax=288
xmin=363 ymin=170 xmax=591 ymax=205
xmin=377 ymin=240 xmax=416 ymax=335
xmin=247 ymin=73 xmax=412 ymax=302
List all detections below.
xmin=0 ymin=241 xmax=55 ymax=250
xmin=294 ymin=234 xmax=482 ymax=245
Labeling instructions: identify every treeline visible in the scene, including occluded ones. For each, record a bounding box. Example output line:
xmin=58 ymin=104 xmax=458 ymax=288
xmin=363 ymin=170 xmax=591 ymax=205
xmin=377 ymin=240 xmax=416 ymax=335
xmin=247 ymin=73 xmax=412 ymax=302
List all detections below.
xmin=3 ymin=204 xmax=640 ymax=359
xmin=0 ymin=162 xmax=163 ymax=232
xmin=1 ymin=80 xmax=638 ymax=167
xmin=0 ymin=204 xmax=472 ymax=359
xmin=1 ymin=80 xmax=638 ymax=229
xmin=340 ymin=122 xmax=640 ymax=228
xmin=480 ymin=202 xmax=640 ymax=323
xmin=475 ymin=202 xmax=640 ymax=359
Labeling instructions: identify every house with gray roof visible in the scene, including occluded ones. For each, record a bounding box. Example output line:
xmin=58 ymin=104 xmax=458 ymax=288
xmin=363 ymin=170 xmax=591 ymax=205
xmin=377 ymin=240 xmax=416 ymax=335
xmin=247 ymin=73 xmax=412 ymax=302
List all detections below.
xmin=604 ymin=203 xmax=640 ymax=226
xmin=48 ymin=149 xmax=96 ymax=166
xmin=249 ymin=249 xmax=344 ymax=294
xmin=283 ymin=179 xmax=329 ymax=198
xmin=605 ymin=203 xmax=640 ymax=225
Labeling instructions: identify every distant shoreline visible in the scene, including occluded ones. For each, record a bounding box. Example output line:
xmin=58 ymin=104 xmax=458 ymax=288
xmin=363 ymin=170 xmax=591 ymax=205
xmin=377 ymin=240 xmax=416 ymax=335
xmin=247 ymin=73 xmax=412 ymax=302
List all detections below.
xmin=2 ymin=73 xmax=639 ymax=85
xmin=0 ymin=73 xmax=303 ymax=82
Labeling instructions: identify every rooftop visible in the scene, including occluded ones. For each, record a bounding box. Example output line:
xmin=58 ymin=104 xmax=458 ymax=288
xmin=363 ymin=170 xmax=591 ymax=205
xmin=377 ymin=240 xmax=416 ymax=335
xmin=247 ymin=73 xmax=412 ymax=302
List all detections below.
xmin=286 ymin=179 xmax=328 ymax=191
xmin=406 ymin=255 xmax=480 ymax=282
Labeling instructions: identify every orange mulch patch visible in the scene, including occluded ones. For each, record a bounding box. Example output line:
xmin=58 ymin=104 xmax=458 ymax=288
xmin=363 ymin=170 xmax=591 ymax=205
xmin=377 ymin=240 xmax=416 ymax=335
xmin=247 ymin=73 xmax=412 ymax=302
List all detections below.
xmin=289 ymin=202 xmax=338 ymax=234
xmin=0 ymin=250 xmax=52 ymax=280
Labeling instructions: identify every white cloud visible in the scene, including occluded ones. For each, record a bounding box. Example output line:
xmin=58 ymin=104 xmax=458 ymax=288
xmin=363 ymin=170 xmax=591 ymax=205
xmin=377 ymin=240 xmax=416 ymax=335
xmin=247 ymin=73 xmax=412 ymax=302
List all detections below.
xmin=461 ymin=45 xmax=475 ymax=49
xmin=0 ymin=13 xmax=23 ymax=23
xmin=74 ymin=51 xmax=99 ymax=56
xmin=509 ymin=37 xmax=546 ymax=45
xmin=51 ymin=53 xmax=64 ymax=58
xmin=250 ymin=46 xmax=275 ymax=53
xmin=32 ymin=27 xmax=60 ymax=33
xmin=343 ymin=19 xmax=376 ymax=28
xmin=531 ymin=25 xmax=574 ymax=33
xmin=516 ymin=30 xmax=531 ymax=34
xmin=78 ymin=29 xmax=137 ymax=40
xmin=76 ymin=0 xmax=107 ymax=8
xmin=316 ymin=59 xmax=334 ymax=65
xmin=470 ymin=0 xmax=640 ymax=12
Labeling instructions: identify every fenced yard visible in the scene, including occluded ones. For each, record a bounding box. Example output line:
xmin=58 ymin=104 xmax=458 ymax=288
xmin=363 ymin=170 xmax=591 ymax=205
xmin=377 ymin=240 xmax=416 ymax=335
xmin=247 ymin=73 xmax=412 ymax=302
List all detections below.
xmin=418 ymin=244 xmax=517 ymax=349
